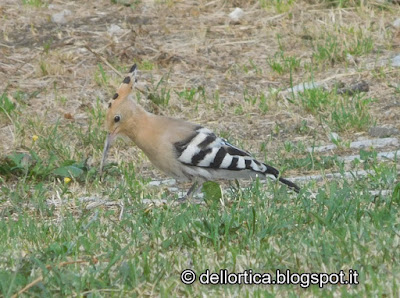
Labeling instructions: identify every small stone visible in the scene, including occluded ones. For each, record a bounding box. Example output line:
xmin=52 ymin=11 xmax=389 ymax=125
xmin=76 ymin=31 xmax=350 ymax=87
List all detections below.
xmin=393 ymin=18 xmax=400 ymax=28
xmin=391 ymin=55 xmax=400 ymax=67
xmin=51 ymin=9 xmax=72 ymax=24
xmin=148 ymin=179 xmax=176 ymax=187
xmin=346 ymin=53 xmax=356 ymax=64
xmin=287 ymin=81 xmax=321 ymax=93
xmin=107 ymin=24 xmax=123 ymax=35
xmin=368 ymin=126 xmax=400 ymax=138
xmin=229 ymin=8 xmax=244 ymax=23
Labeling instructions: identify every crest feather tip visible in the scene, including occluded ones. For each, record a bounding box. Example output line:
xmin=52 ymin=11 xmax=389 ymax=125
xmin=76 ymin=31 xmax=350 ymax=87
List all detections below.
xmin=129 ymin=64 xmax=137 ymax=73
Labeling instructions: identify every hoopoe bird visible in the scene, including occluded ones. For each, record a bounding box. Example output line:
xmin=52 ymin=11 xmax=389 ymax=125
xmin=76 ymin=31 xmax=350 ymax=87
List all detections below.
xmin=101 ymin=65 xmax=300 ymax=199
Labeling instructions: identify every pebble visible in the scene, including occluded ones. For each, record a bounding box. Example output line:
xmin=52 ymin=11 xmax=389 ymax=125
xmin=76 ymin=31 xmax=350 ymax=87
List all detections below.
xmin=229 ymin=8 xmax=244 ymax=23
xmin=286 ymin=81 xmax=321 ymax=93
xmin=108 ymin=24 xmax=123 ymax=35
xmin=392 ymin=55 xmax=400 ymax=67
xmin=51 ymin=9 xmax=72 ymax=24
xmin=393 ymin=18 xmax=400 ymax=28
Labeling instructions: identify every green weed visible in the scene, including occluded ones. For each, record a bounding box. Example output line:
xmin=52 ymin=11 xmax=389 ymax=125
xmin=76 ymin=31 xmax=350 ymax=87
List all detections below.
xmin=0 ymin=93 xmax=15 ymax=116
xmin=243 ymin=59 xmax=263 ymax=75
xmin=176 ymin=88 xmax=198 ymax=102
xmin=331 ymin=94 xmax=374 ymax=131
xmin=39 ymin=60 xmax=49 ymax=76
xmin=22 ymin=0 xmax=46 ymax=7
xmin=94 ymin=63 xmax=109 ymax=87
xmin=312 ymin=29 xmax=374 ymax=66
xmin=298 ymin=88 xmax=374 ymax=132
xmin=267 ymin=51 xmax=301 ymax=75
xmin=140 ymin=60 xmax=155 ymax=71
xmin=259 ymin=0 xmax=294 ymax=12
xmin=147 ymin=74 xmax=171 ymax=106
xmin=243 ymin=89 xmax=269 ymax=114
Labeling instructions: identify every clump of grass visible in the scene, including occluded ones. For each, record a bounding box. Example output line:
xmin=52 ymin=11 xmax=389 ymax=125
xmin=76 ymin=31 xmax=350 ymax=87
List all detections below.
xmin=42 ymin=39 xmax=53 ymax=54
xmin=298 ymin=87 xmax=332 ymax=114
xmin=0 ymin=149 xmax=90 ymax=182
xmin=0 ymin=93 xmax=15 ymax=116
xmin=267 ymin=51 xmax=301 ymax=75
xmin=312 ymin=29 xmax=374 ymax=67
xmin=346 ymin=29 xmax=374 ymax=56
xmin=94 ymin=63 xmax=109 ymax=87
xmin=39 ymin=60 xmax=49 ymax=76
xmin=22 ymin=0 xmax=46 ymax=7
xmin=284 ymin=153 xmax=339 ymax=171
xmin=243 ymin=89 xmax=270 ymax=114
xmin=111 ymin=0 xmax=141 ymax=8
xmin=242 ymin=59 xmax=263 ymax=75
xmin=176 ymin=87 xmax=205 ymax=102
xmin=331 ymin=94 xmax=374 ymax=131
xmin=140 ymin=60 xmax=155 ymax=71
xmin=321 ymin=0 xmax=364 ymax=8
xmin=312 ymin=34 xmax=343 ymax=65
xmin=267 ymin=35 xmax=301 ymax=75
xmin=259 ymin=0 xmax=294 ymax=12
xmin=298 ymin=88 xmax=374 ymax=132
xmin=146 ymin=74 xmax=171 ymax=106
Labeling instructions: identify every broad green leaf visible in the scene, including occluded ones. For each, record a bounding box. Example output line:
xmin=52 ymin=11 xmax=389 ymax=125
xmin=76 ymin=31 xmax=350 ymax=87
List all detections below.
xmin=53 ymin=165 xmax=84 ymax=178
xmin=202 ymin=181 xmax=222 ymax=202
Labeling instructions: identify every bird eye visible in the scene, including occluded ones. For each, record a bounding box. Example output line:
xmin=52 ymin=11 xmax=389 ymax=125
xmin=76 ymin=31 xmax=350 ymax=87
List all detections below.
xmin=114 ymin=115 xmax=121 ymax=123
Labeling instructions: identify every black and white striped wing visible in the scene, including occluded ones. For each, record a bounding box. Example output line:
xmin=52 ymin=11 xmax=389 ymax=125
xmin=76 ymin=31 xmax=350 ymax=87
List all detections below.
xmin=174 ymin=127 xmax=268 ymax=174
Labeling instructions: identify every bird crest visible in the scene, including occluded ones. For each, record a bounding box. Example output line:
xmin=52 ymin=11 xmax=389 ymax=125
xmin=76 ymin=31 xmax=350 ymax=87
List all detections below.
xmin=108 ymin=64 xmax=137 ymax=108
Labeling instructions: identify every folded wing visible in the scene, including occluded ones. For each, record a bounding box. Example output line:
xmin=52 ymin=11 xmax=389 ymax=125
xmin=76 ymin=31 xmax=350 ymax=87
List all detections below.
xmin=174 ymin=127 xmax=268 ymax=174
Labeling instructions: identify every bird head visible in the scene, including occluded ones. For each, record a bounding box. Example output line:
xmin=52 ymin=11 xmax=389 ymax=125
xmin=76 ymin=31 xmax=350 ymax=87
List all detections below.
xmin=100 ymin=64 xmax=138 ymax=174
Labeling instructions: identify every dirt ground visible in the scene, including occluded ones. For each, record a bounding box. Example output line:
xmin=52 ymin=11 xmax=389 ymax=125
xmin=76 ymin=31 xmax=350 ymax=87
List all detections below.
xmin=1 ymin=0 xmax=399 ymax=180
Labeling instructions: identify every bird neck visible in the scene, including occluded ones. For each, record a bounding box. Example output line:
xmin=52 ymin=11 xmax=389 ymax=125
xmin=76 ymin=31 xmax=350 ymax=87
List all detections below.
xmin=123 ymin=103 xmax=149 ymax=141
xmin=125 ymin=107 xmax=166 ymax=158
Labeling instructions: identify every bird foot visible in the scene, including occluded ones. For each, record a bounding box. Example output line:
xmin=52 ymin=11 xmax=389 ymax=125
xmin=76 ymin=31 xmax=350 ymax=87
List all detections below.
xmin=175 ymin=196 xmax=190 ymax=204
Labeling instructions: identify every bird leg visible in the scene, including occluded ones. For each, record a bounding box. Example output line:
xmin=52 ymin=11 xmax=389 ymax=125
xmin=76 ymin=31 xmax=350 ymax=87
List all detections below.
xmin=177 ymin=180 xmax=204 ymax=202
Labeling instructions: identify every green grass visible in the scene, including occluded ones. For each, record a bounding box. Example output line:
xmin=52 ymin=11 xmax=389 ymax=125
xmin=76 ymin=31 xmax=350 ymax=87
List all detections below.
xmin=242 ymin=59 xmax=263 ymax=75
xmin=267 ymin=52 xmax=301 ymax=75
xmin=0 ymin=102 xmax=398 ymax=296
xmin=22 ymin=0 xmax=46 ymax=7
xmin=94 ymin=63 xmax=109 ymax=87
xmin=0 ymin=93 xmax=15 ymax=116
xmin=176 ymin=87 xmax=206 ymax=103
xmin=139 ymin=60 xmax=156 ymax=71
xmin=267 ymin=36 xmax=302 ymax=75
xmin=311 ymin=29 xmax=374 ymax=67
xmin=297 ymin=88 xmax=374 ymax=132
xmin=146 ymin=74 xmax=171 ymax=106
xmin=242 ymin=89 xmax=270 ymax=114
xmin=259 ymin=0 xmax=294 ymax=12
xmin=1 ymin=161 xmax=399 ymax=296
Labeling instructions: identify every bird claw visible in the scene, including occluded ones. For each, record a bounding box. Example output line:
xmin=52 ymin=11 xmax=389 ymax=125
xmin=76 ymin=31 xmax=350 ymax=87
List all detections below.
xmin=175 ymin=196 xmax=190 ymax=204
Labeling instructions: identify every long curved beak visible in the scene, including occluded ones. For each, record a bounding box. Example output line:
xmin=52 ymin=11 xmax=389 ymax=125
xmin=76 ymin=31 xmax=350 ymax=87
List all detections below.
xmin=100 ymin=133 xmax=116 ymax=175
